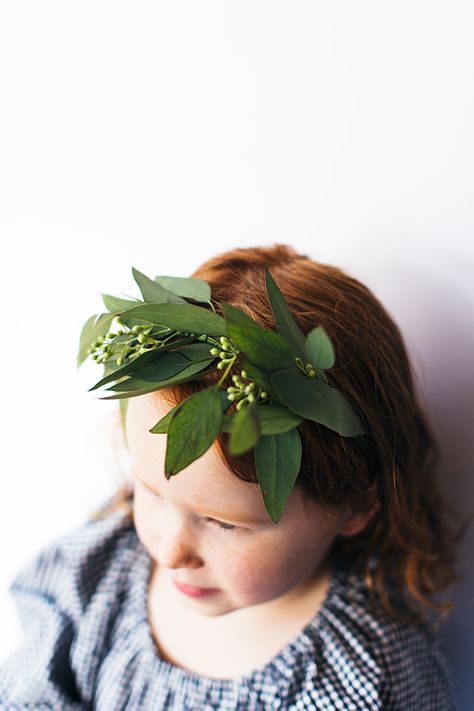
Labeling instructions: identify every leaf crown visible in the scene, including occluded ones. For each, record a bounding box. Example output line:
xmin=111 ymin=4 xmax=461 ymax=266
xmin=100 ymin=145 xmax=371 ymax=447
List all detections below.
xmin=77 ymin=266 xmax=368 ymax=523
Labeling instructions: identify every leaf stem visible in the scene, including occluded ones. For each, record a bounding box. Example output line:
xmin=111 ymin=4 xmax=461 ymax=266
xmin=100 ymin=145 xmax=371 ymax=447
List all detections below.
xmin=217 ymin=355 xmax=237 ymax=387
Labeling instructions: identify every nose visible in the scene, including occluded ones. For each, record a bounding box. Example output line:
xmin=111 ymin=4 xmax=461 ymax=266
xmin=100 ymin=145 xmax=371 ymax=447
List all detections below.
xmin=156 ymin=523 xmax=202 ymax=570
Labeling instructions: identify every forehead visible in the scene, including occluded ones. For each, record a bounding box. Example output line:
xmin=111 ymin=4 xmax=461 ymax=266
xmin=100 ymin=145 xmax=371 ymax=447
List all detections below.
xmin=124 ymin=392 xmax=269 ymax=519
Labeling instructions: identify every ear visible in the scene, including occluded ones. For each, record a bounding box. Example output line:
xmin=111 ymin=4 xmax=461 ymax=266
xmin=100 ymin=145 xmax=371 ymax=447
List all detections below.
xmin=338 ymin=488 xmax=381 ymax=537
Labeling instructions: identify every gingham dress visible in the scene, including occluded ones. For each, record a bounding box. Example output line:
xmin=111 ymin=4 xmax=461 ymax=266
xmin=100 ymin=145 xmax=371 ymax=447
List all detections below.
xmin=0 ymin=506 xmax=458 ymax=710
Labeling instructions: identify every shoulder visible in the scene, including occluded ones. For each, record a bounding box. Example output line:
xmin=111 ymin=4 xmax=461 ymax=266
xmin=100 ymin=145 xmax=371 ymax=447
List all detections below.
xmin=9 ymin=501 xmax=139 ymax=623
xmin=304 ymin=567 xmax=458 ymax=710
xmin=1 ymin=501 xmax=143 ymax=707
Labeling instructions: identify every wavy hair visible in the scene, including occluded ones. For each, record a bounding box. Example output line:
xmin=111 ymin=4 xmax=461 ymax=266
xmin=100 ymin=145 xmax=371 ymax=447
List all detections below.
xmin=91 ymin=244 xmax=466 ymax=631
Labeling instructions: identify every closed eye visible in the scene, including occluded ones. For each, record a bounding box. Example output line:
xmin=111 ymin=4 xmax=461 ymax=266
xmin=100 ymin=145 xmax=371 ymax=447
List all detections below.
xmin=207 ymin=518 xmax=238 ymax=532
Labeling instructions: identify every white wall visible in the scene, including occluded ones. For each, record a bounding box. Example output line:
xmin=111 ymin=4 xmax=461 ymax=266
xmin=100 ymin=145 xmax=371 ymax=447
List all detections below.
xmin=1 ymin=1 xmax=473 ymax=707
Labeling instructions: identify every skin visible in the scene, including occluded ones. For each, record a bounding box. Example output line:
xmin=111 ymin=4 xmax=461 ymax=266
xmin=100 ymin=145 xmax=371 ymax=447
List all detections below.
xmin=125 ymin=392 xmax=380 ymax=628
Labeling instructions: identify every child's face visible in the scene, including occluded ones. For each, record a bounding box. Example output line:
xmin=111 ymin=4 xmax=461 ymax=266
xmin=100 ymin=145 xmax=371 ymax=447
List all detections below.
xmin=125 ymin=392 xmax=368 ymax=618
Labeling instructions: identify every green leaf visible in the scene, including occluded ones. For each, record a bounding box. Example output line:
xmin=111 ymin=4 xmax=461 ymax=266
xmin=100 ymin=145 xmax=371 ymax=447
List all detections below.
xmin=149 ymin=402 xmax=183 ymax=433
xmin=101 ymin=294 xmax=143 ymax=313
xmin=304 ymin=326 xmax=335 ymax=370
xmin=88 ymin=348 xmax=173 ymax=391
xmin=228 ymin=404 xmax=260 ymax=456
xmin=239 ymin=356 xmax=275 ymax=395
xmin=165 ymin=385 xmax=223 ymax=476
xmin=270 ymin=369 xmax=367 ymax=436
xmin=221 ymin=302 xmax=260 ymax=328
xmin=222 ymin=296 xmax=294 ymax=371
xmin=119 ymin=398 xmax=129 ymax=446
xmin=96 ymin=362 xmax=215 ymax=400
xmin=257 ymin=405 xmax=302 ymax=434
xmin=178 ymin=342 xmax=217 ymax=362
xmin=154 ymin=276 xmax=212 ymax=305
xmin=108 ymin=351 xmax=196 ymax=387
xmin=222 ymin=404 xmax=301 ymax=436
xmin=119 ymin=303 xmax=227 ymax=338
xmin=152 ymin=389 xmax=230 ymax=434
xmin=254 ymin=430 xmax=302 ymax=523
xmin=226 ymin=322 xmax=294 ymax=371
xmin=220 ymin=389 xmax=232 ymax=412
xmin=132 ymin=267 xmax=187 ymax=304
xmin=77 ymin=312 xmax=115 ymax=368
xmin=265 ymin=269 xmax=307 ymax=361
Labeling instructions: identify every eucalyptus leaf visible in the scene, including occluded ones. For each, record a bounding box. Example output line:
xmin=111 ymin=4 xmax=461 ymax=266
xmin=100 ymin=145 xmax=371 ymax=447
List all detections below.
xmin=221 ymin=302 xmax=261 ymax=328
xmin=88 ymin=348 xmax=172 ymax=391
xmin=120 ymin=302 xmax=227 ymax=338
xmin=228 ymin=404 xmax=260 ymax=456
xmin=96 ymin=362 xmax=215 ymax=400
xmin=101 ymin=294 xmax=143 ymax=313
xmin=179 ymin=342 xmax=217 ymax=362
xmin=119 ymin=398 xmax=129 ymax=446
xmin=154 ymin=276 xmax=212 ymax=305
xmin=77 ymin=312 xmax=115 ymax=368
xmin=264 ymin=269 xmax=307 ymax=361
xmin=149 ymin=402 xmax=183 ymax=433
xmin=271 ymin=369 xmax=367 ymax=436
xmin=132 ymin=267 xmax=188 ymax=304
xmin=257 ymin=405 xmax=302 ymax=434
xmin=304 ymin=326 xmax=335 ymax=370
xmin=108 ymin=351 xmax=195 ymax=387
xmin=254 ymin=429 xmax=302 ymax=523
xmin=165 ymin=385 xmax=222 ymax=476
xmin=221 ymin=404 xmax=302 ymax=435
xmin=220 ymin=389 xmax=233 ymax=412
xmin=239 ymin=356 xmax=274 ymax=395
xmin=152 ymin=388 xmax=230 ymax=434
xmin=226 ymin=322 xmax=294 ymax=371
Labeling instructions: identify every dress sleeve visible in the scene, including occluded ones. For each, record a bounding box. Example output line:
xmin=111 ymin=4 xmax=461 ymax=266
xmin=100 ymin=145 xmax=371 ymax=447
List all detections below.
xmin=0 ymin=542 xmax=86 ymax=710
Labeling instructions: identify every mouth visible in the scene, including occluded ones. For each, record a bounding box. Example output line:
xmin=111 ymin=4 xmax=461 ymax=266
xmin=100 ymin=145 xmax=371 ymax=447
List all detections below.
xmin=172 ymin=578 xmax=219 ymax=598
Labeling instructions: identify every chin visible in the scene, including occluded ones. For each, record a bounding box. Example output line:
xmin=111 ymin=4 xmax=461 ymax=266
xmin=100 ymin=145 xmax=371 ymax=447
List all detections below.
xmin=181 ymin=597 xmax=241 ymax=618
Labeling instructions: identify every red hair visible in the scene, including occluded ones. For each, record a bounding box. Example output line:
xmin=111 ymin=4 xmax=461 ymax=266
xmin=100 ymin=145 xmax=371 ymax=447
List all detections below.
xmin=93 ymin=244 xmax=465 ymax=630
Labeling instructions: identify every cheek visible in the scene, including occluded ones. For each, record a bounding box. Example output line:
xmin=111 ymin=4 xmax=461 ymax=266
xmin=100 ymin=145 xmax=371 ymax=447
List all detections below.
xmin=132 ymin=488 xmax=157 ymax=550
xmin=222 ymin=530 xmax=334 ymax=604
xmin=220 ymin=537 xmax=303 ymax=601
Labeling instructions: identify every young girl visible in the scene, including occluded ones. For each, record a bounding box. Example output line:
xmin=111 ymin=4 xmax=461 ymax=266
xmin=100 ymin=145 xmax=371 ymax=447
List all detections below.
xmin=0 ymin=244 xmax=461 ymax=710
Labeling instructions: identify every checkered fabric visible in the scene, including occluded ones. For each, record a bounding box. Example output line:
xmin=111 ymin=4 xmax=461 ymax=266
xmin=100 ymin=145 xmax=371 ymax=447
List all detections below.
xmin=0 ymin=506 xmax=459 ymax=710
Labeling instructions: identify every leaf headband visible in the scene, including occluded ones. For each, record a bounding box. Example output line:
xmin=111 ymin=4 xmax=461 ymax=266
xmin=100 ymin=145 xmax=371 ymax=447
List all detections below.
xmin=77 ymin=267 xmax=367 ymax=523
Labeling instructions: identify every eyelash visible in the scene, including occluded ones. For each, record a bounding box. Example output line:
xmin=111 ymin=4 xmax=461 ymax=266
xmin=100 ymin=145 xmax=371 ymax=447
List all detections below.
xmin=207 ymin=518 xmax=238 ymax=533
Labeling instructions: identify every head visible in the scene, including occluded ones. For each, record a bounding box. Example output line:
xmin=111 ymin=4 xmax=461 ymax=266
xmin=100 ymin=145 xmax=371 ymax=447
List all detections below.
xmin=102 ymin=243 xmax=461 ymax=628
xmin=125 ymin=391 xmax=378 ymax=617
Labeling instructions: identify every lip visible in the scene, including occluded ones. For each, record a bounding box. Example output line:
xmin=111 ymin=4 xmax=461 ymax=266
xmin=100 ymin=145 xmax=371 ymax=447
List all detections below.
xmin=172 ymin=578 xmax=219 ymax=598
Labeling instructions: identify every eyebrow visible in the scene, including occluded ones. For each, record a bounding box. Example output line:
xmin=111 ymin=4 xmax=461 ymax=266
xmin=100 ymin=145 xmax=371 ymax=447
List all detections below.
xmin=134 ymin=474 xmax=265 ymax=525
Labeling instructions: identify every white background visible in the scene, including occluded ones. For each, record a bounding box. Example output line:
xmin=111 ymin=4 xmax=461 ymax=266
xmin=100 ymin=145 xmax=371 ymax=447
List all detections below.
xmin=1 ymin=1 xmax=473 ymax=707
